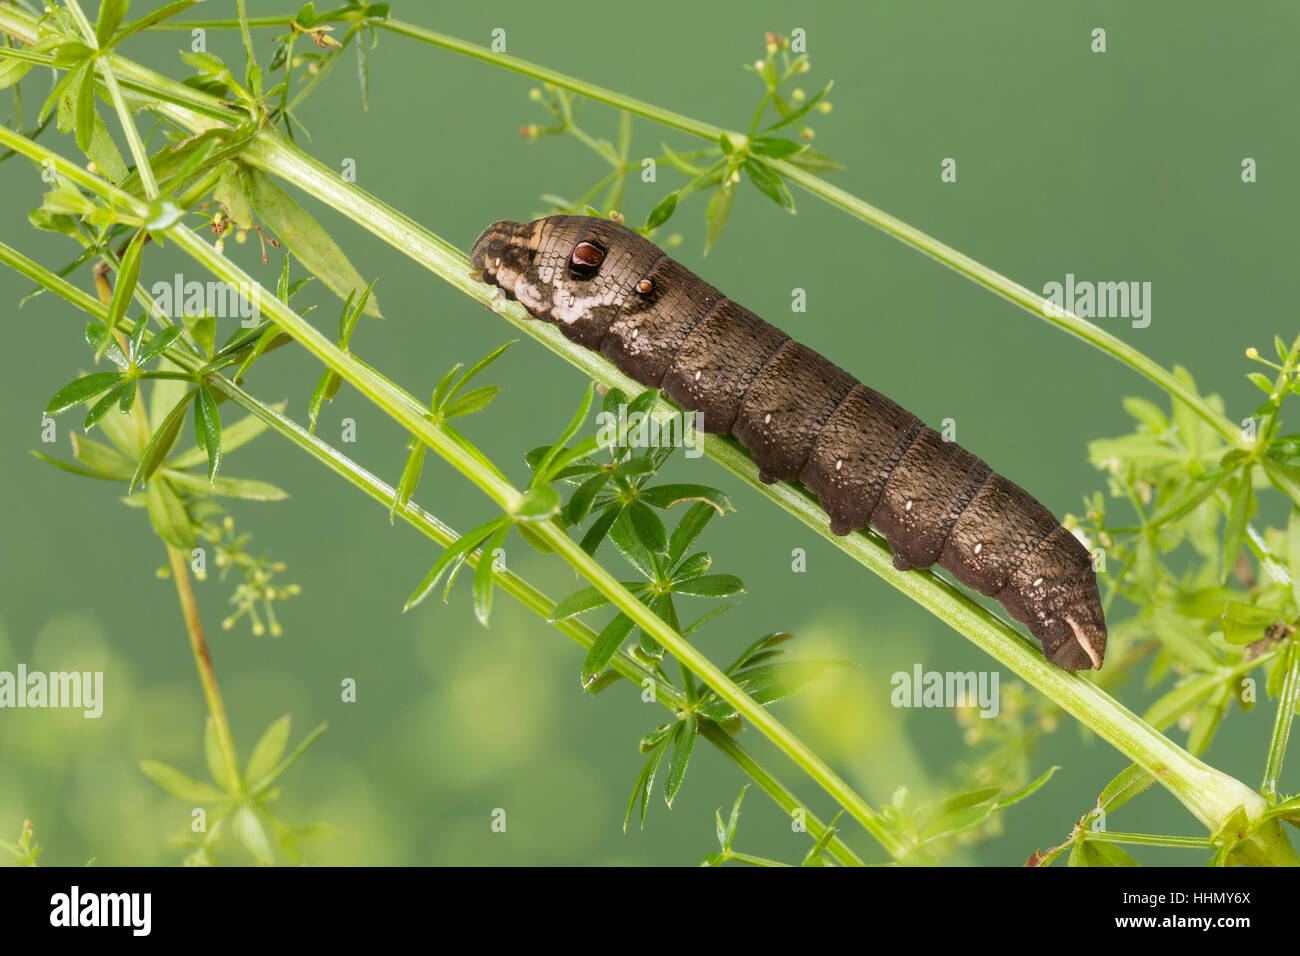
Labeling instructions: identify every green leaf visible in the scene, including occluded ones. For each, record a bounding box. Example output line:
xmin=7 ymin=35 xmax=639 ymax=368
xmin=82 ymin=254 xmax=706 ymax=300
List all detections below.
xmin=671 ymin=552 xmax=712 ymax=581
xmin=579 ymin=504 xmax=620 ymax=555
xmin=742 ymin=159 xmax=795 ymax=212
xmin=307 ymin=369 xmax=340 ymax=433
xmin=473 ymin=523 xmax=511 ymax=626
xmin=85 ymin=108 xmax=129 ymax=183
xmin=644 ymin=191 xmax=678 ymax=231
xmin=747 ymin=136 xmax=804 ymax=159
xmin=672 ymin=573 xmax=744 ymax=598
xmin=194 ymin=382 xmax=221 ymax=482
xmin=1221 ymin=473 xmax=1253 ymax=582
xmin=446 ymin=341 xmax=515 ymax=405
xmin=404 ymin=516 xmax=505 ymax=611
xmin=245 ymin=715 xmax=292 ymax=787
xmin=548 ymin=585 xmax=624 ymax=622
xmin=668 ymin=502 xmax=717 ymax=566
xmin=723 ymin=786 xmax=747 ymax=848
xmin=85 ymin=322 xmax=130 ymax=368
xmin=699 ymin=659 xmax=849 ymax=720
xmin=1262 ymin=457 xmax=1300 ymax=509
xmin=138 ymin=760 xmax=228 ymax=804
xmin=624 ymin=736 xmax=669 ymax=832
xmin=510 ymin=485 xmax=560 ymax=521
xmin=703 ymin=179 xmax=735 ymax=255
xmin=761 ymin=80 xmax=832 ymax=133
xmin=609 ymin=508 xmax=658 ymax=579
xmin=390 ymin=438 xmax=426 ymax=523
xmin=70 ymin=433 xmax=135 ymax=479
xmin=83 ymin=382 xmax=126 ymax=430
xmin=96 ymin=0 xmax=132 ymax=46
xmin=214 ymin=160 xmax=254 ymax=230
xmin=995 ymin=766 xmax=1059 ymax=809
xmin=111 ymin=0 xmax=199 ymax=48
xmin=233 ymin=805 xmax=274 ymax=865
xmin=783 ymin=147 xmax=843 ymax=172
xmin=443 ymin=384 xmax=501 ymax=419
xmin=639 ymin=483 xmax=734 ymax=515
xmin=567 ymin=472 xmax=611 ymax=524
xmin=247 ymin=169 xmax=381 ymax=317
xmin=583 ymin=612 xmax=635 ymax=687
xmin=145 ymin=477 xmax=195 ymax=549
xmin=664 ymin=715 xmax=697 ymax=808
xmin=0 ymin=55 xmax=34 ymax=91
xmin=625 ymin=500 xmax=668 ymax=555
xmin=45 ymin=371 xmax=123 ymax=415
xmin=162 ymin=470 xmax=288 ymax=501
xmin=1077 ymin=840 xmax=1139 ymax=867
xmin=718 ymin=132 xmax=734 ymax=156
xmin=130 ymin=387 xmax=196 ymax=492
xmin=1221 ymin=600 xmax=1276 ymax=645
xmin=143 ymin=198 xmax=184 ymax=231
xmin=168 ymin=403 xmax=278 ymax=468
xmin=533 ymin=383 xmax=596 ymax=484
xmin=73 ymin=64 xmax=96 ymax=155
xmin=100 ymin=231 xmax=145 ymax=359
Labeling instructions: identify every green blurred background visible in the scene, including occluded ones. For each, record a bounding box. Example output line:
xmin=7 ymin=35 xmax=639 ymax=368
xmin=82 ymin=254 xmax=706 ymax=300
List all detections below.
xmin=2 ymin=0 xmax=1297 ymax=865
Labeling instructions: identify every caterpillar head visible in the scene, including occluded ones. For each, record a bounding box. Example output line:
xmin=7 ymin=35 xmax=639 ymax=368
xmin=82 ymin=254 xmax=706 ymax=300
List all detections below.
xmin=471 ymin=215 xmax=665 ymax=348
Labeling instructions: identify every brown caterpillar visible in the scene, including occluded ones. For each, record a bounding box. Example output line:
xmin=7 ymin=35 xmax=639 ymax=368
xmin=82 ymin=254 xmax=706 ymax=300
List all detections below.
xmin=471 ymin=215 xmax=1106 ymax=670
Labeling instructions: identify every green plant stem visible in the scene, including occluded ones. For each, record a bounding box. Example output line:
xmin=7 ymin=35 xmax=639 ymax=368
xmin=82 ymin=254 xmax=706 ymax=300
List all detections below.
xmin=166 ymin=544 xmax=241 ymax=790
xmin=699 ymin=722 xmax=863 ymax=865
xmin=64 ymin=0 xmax=159 ymax=199
xmin=1 ymin=97 xmax=1290 ymax=864
xmin=1261 ymin=637 xmax=1300 ymax=801
xmin=1083 ymin=830 xmax=1212 ymax=850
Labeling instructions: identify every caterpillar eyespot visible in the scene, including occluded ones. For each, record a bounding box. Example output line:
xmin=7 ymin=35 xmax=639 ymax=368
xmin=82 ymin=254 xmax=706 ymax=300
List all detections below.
xmin=470 ymin=215 xmax=1108 ymax=671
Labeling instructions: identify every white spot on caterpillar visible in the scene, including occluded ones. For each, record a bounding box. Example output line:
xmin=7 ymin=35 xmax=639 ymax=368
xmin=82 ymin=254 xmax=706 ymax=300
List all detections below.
xmin=835 ymin=459 xmax=843 ymax=471
xmin=631 ymin=329 xmax=639 ymax=339
xmin=764 ymin=413 xmax=772 ymax=424
xmin=494 ymin=257 xmax=501 ymax=268
xmin=1066 ymin=615 xmax=1103 ymax=669
xmin=1032 ymin=577 xmax=1044 ymax=587
xmin=974 ymin=542 xmax=983 ymax=554
xmin=904 ymin=500 xmax=913 ymax=511
xmin=694 ymin=371 xmax=701 ymax=381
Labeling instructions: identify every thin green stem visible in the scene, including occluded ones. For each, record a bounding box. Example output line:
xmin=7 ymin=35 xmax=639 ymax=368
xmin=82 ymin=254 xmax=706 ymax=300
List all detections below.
xmin=1261 ymin=637 xmax=1300 ymax=802
xmin=64 ymin=0 xmax=159 ymax=199
xmin=234 ymin=0 xmax=257 ymax=76
xmin=166 ymin=544 xmax=242 ymax=790
xmin=1083 ymin=830 xmax=1213 ymax=850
